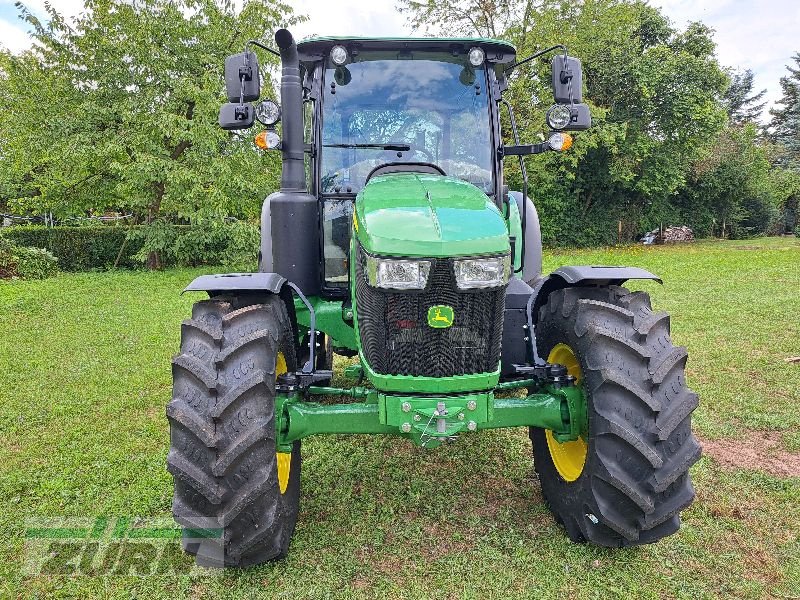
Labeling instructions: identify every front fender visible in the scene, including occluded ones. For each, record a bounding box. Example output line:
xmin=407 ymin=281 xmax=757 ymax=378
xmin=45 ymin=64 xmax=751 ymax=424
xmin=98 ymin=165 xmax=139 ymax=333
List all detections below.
xmin=182 ymin=272 xmax=300 ymax=358
xmin=531 ymin=265 xmax=662 ymax=323
xmin=182 ymin=272 xmax=287 ymax=295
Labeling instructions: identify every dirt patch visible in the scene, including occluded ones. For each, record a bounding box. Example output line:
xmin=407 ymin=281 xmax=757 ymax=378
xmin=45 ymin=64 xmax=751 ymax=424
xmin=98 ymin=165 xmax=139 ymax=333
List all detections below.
xmin=700 ymin=431 xmax=800 ymax=478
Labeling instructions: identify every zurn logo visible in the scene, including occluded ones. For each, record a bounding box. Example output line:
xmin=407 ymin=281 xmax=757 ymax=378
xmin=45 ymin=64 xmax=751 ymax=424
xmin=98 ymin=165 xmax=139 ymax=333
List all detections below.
xmin=427 ymin=305 xmax=454 ymax=328
xmin=23 ymin=517 xmax=222 ymax=576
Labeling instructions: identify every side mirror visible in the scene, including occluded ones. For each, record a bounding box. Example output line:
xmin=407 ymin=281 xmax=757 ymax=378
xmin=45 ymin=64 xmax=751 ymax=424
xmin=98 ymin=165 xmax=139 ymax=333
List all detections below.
xmin=546 ymin=102 xmax=592 ymax=131
xmin=219 ymin=102 xmax=255 ymax=130
xmin=551 ymin=55 xmax=582 ymax=104
xmin=564 ymin=102 xmax=591 ymax=131
xmin=225 ymin=51 xmax=260 ymax=102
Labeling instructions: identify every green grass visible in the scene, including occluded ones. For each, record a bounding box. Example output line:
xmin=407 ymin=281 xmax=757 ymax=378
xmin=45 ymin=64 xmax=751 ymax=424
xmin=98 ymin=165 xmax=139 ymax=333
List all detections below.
xmin=1 ymin=237 xmax=799 ymax=598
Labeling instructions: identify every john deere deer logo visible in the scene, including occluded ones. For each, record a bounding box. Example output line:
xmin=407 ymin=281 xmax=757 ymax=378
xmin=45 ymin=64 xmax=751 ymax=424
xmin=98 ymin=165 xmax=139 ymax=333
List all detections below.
xmin=427 ymin=305 xmax=454 ymax=328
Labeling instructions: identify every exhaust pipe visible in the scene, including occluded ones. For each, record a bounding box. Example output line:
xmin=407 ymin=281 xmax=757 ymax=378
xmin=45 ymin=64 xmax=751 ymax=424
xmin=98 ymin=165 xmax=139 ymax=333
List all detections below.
xmin=263 ymin=28 xmax=321 ymax=295
xmin=274 ymin=28 xmax=305 ymax=192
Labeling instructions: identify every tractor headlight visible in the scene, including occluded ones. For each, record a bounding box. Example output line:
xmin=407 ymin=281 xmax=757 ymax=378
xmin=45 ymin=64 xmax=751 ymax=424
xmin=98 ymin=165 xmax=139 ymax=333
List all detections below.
xmin=546 ymin=104 xmax=572 ymax=130
xmin=366 ymin=255 xmax=431 ymax=290
xmin=468 ymin=47 xmax=485 ymax=66
xmin=454 ymin=255 xmax=511 ymax=289
xmin=330 ymin=45 xmax=348 ymax=66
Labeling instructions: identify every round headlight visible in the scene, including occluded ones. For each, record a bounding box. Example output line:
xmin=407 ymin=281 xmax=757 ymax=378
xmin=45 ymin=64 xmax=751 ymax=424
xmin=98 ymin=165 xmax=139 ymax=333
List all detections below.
xmin=546 ymin=104 xmax=572 ymax=130
xmin=255 ymin=99 xmax=281 ymax=126
xmin=468 ymin=47 xmax=485 ymax=67
xmin=330 ymin=45 xmax=348 ymax=66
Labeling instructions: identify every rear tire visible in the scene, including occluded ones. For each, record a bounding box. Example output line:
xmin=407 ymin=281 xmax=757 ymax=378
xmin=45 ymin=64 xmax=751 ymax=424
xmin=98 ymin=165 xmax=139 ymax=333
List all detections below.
xmin=530 ymin=285 xmax=700 ymax=546
xmin=167 ymin=294 xmax=301 ymax=567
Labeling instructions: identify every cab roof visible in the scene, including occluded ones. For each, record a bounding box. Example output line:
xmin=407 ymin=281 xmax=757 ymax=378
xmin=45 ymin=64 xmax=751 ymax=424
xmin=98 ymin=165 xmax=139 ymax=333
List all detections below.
xmin=297 ymin=35 xmax=516 ymax=65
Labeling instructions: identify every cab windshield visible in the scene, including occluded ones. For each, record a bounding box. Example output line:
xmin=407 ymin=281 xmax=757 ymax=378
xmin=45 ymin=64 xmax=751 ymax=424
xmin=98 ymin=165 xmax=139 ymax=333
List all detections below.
xmin=320 ymin=52 xmax=493 ymax=195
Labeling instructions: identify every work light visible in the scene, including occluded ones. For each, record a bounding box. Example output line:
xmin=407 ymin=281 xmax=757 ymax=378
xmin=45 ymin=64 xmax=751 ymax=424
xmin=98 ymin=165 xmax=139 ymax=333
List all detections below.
xmin=330 ymin=45 xmax=348 ymax=66
xmin=454 ymin=255 xmax=511 ymax=289
xmin=468 ymin=47 xmax=485 ymax=66
xmin=366 ymin=255 xmax=431 ymax=290
xmin=546 ymin=104 xmax=571 ymax=130
xmin=255 ymin=99 xmax=281 ymax=126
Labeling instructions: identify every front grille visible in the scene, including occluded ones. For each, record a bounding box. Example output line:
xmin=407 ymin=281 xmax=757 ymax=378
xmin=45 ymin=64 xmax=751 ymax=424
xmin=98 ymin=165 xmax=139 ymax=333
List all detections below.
xmin=355 ymin=248 xmax=505 ymax=377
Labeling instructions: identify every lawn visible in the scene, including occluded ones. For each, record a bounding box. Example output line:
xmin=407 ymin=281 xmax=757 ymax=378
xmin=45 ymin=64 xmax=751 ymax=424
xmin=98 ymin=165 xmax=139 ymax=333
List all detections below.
xmin=1 ymin=237 xmax=799 ymax=599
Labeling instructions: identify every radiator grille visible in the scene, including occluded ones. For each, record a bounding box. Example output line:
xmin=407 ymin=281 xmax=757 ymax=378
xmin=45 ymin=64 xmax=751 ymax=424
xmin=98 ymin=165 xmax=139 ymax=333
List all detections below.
xmin=355 ymin=248 xmax=505 ymax=377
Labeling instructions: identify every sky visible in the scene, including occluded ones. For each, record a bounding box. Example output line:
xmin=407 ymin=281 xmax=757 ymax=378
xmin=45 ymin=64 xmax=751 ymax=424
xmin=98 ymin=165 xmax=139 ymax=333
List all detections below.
xmin=1 ymin=0 xmax=797 ymax=120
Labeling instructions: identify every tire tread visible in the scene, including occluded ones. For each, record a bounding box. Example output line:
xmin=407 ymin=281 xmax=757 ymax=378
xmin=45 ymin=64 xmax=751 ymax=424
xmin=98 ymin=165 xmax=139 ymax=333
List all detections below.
xmin=531 ymin=285 xmax=699 ymax=547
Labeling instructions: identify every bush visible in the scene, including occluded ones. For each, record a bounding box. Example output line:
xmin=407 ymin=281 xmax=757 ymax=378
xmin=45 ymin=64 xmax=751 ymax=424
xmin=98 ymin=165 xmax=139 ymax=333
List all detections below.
xmin=0 ymin=237 xmax=59 ymax=280
xmin=0 ymin=222 xmax=260 ymax=271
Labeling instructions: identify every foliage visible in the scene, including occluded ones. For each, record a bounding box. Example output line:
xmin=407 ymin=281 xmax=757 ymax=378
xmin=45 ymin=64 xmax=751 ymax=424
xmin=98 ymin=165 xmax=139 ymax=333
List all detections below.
xmin=396 ymin=0 xmax=800 ymax=243
xmin=677 ymin=124 xmax=780 ymax=238
xmin=0 ymin=0 xmax=297 ymax=265
xmin=723 ymin=69 xmax=767 ymax=126
xmin=128 ymin=220 xmax=259 ymax=268
xmin=1 ymin=222 xmax=259 ymax=270
xmin=770 ymin=53 xmax=800 ymax=170
xmin=0 ymin=236 xmax=59 ymax=279
xmin=2 ymin=225 xmax=142 ymax=270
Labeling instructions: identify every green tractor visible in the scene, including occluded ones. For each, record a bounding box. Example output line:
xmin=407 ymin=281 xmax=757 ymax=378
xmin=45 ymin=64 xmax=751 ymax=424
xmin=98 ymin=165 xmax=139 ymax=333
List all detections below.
xmin=167 ymin=29 xmax=700 ymax=567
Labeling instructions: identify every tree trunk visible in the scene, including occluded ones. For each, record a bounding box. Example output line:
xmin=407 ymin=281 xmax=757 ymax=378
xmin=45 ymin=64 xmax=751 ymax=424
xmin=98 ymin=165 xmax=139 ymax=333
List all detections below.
xmin=145 ymin=196 xmax=162 ymax=270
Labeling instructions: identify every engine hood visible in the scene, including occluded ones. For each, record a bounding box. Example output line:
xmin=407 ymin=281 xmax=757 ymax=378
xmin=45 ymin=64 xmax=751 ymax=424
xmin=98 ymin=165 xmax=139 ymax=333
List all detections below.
xmin=353 ymin=173 xmax=509 ymax=257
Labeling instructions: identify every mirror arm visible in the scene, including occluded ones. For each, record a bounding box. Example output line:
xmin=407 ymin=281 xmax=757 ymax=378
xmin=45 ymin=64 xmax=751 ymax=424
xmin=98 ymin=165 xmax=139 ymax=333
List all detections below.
xmin=245 ymin=39 xmax=280 ymax=58
xmin=507 ymin=44 xmax=567 ymax=72
xmin=501 ymin=143 xmax=550 ymax=157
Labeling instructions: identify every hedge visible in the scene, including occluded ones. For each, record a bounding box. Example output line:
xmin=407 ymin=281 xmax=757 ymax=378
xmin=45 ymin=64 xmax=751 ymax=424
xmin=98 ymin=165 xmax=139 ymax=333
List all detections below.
xmin=0 ymin=223 xmax=259 ymax=271
xmin=1 ymin=225 xmax=143 ymax=271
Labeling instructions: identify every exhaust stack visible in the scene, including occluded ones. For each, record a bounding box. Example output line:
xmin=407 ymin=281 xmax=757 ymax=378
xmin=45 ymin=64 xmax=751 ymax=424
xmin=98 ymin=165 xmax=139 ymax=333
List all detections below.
xmin=274 ymin=29 xmax=305 ymax=192
xmin=263 ymin=28 xmax=321 ymax=295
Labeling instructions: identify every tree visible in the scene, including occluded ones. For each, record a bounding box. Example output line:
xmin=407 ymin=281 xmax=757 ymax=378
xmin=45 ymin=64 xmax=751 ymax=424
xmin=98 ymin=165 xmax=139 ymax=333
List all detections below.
xmin=0 ymin=0 xmax=298 ymax=267
xmin=680 ymin=123 xmax=778 ymax=237
xmin=398 ymin=0 xmax=729 ymax=244
xmin=770 ymin=53 xmax=800 ymax=169
xmin=723 ymin=69 xmax=767 ymax=125
xmin=397 ymin=0 xmax=526 ymax=38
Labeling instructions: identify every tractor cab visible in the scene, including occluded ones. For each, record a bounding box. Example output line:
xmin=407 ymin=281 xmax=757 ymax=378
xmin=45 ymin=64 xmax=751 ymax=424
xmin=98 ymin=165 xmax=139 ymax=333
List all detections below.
xmin=299 ymin=37 xmax=514 ymax=293
xmin=218 ymin=34 xmax=590 ymax=298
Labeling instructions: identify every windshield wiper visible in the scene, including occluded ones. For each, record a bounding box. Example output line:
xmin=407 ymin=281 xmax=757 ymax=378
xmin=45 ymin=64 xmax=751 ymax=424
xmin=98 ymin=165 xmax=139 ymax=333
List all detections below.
xmin=323 ymin=143 xmax=411 ymax=151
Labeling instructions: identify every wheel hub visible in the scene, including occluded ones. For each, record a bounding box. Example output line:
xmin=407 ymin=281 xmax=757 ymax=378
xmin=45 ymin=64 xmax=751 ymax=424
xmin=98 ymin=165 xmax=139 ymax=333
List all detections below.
xmin=545 ymin=343 xmax=587 ymax=482
xmin=276 ymin=352 xmax=291 ymax=494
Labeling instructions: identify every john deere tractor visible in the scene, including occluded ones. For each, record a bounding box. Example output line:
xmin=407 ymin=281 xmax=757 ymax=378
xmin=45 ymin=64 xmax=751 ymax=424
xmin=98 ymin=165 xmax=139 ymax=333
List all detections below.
xmin=167 ymin=29 xmax=700 ymax=567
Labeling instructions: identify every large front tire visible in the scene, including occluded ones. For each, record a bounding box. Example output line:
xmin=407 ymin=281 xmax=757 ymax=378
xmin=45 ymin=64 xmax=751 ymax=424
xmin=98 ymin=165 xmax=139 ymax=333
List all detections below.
xmin=531 ymin=285 xmax=701 ymax=546
xmin=167 ymin=295 xmax=301 ymax=567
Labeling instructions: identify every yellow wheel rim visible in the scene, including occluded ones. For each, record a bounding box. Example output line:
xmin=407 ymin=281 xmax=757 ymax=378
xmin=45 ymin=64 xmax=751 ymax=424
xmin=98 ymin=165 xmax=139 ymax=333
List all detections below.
xmin=545 ymin=343 xmax=588 ymax=482
xmin=275 ymin=352 xmax=291 ymax=494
